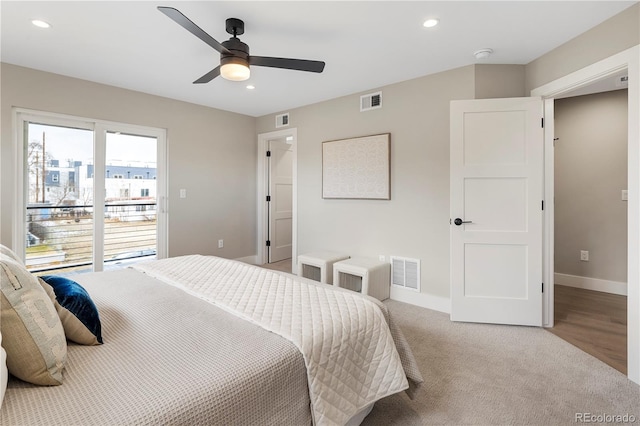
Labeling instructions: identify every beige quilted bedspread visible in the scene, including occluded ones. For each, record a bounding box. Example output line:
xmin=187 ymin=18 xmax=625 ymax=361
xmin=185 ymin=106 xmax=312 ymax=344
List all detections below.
xmin=133 ymin=255 xmax=423 ymax=426
xmin=1 ymin=267 xmax=312 ymax=425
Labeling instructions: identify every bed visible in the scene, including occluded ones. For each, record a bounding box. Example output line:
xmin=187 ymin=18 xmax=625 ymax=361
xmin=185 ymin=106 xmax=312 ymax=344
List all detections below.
xmin=1 ymin=253 xmax=423 ymax=425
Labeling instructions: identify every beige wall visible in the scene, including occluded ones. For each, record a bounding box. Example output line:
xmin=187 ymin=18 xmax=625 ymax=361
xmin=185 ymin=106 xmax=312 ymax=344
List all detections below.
xmin=475 ymin=64 xmax=526 ymax=99
xmin=258 ymin=65 xmax=510 ymax=299
xmin=526 ymin=3 xmax=639 ymax=92
xmin=0 ymin=63 xmax=257 ymax=259
xmin=554 ymin=90 xmax=628 ymax=283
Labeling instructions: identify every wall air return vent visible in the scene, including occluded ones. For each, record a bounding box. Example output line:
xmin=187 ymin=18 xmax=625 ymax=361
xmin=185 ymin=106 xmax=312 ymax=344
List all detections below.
xmin=390 ymin=256 xmax=420 ymax=291
xmin=360 ymin=91 xmax=382 ymax=112
xmin=275 ymin=112 xmax=290 ymax=128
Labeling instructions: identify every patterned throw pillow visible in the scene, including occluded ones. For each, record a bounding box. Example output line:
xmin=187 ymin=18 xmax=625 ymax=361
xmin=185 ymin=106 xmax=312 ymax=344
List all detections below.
xmin=0 ymin=255 xmax=67 ymax=386
xmin=40 ymin=276 xmax=103 ymax=345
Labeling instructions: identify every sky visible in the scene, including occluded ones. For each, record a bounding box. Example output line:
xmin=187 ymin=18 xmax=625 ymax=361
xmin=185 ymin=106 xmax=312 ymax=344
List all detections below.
xmin=28 ymin=123 xmax=157 ymax=166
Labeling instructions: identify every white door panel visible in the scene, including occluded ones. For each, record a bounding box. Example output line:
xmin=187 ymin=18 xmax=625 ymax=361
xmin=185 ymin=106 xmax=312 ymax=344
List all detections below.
xmin=269 ymin=139 xmax=293 ymax=263
xmin=463 ymin=111 xmax=528 ymax=165
xmin=451 ymin=97 xmax=543 ymax=326
xmin=464 ymin=178 xmax=528 ymax=232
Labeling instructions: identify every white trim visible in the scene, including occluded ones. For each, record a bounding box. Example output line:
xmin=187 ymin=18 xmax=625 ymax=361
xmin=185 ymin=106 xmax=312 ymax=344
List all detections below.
xmin=390 ymin=286 xmax=451 ymax=314
xmin=543 ymin=99 xmax=555 ymax=328
xmin=555 ymin=273 xmax=627 ymax=296
xmin=256 ymin=128 xmax=298 ymax=274
xmin=533 ymin=45 xmax=640 ymax=384
xmin=531 ymin=49 xmax=631 ymax=99
xmin=93 ymin=125 xmax=106 ymax=271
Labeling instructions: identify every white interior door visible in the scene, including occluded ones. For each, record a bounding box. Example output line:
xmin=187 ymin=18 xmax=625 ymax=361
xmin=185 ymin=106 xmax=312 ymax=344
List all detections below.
xmin=268 ymin=138 xmax=293 ymax=263
xmin=450 ymin=97 xmax=544 ymax=326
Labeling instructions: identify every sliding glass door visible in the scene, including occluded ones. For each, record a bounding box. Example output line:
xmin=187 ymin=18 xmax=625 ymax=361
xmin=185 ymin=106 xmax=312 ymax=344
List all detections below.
xmin=24 ymin=122 xmax=95 ymax=272
xmin=104 ymin=131 xmax=159 ymax=267
xmin=16 ymin=111 xmax=167 ymax=275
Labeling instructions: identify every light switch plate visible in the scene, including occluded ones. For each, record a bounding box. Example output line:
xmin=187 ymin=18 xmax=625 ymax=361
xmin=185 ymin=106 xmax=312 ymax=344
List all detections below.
xmin=622 ymin=190 xmax=628 ymax=201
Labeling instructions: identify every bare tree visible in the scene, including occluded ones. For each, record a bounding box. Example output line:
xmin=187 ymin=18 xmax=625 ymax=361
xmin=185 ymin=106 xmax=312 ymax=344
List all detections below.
xmin=27 ymin=140 xmax=51 ymax=203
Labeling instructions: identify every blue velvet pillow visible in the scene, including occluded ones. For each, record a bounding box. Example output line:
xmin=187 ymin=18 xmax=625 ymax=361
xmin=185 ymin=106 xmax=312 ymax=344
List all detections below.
xmin=40 ymin=275 xmax=103 ymax=345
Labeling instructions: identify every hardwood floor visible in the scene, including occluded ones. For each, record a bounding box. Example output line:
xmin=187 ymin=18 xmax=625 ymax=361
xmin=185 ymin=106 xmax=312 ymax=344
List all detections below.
xmin=549 ymin=285 xmax=627 ymax=374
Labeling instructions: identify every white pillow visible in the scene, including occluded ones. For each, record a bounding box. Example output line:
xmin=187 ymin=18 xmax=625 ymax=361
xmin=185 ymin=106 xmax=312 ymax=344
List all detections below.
xmin=0 ymin=244 xmax=20 ymax=263
xmin=0 ymin=332 xmax=7 ymax=409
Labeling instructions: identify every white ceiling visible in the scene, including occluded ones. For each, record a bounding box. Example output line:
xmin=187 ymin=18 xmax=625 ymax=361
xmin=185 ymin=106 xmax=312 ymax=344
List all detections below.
xmin=1 ymin=1 xmax=636 ymax=117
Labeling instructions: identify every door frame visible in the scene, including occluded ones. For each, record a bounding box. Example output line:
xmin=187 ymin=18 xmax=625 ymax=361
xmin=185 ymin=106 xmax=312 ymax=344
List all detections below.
xmin=256 ymin=128 xmax=297 ymax=271
xmin=532 ymin=45 xmax=640 ymax=384
xmin=12 ymin=108 xmax=169 ymax=268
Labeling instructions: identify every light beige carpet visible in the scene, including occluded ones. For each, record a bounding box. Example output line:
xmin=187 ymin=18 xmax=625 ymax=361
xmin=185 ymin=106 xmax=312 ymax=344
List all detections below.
xmin=363 ymin=300 xmax=640 ymax=425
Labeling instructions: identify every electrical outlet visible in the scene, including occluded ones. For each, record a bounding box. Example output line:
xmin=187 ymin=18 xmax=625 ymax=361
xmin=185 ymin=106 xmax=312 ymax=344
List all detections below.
xmin=379 ymin=255 xmax=385 ymax=262
xmin=580 ymin=250 xmax=589 ymax=261
xmin=179 ymin=189 xmax=187 ymax=199
xmin=218 ymin=239 xmax=224 ymax=249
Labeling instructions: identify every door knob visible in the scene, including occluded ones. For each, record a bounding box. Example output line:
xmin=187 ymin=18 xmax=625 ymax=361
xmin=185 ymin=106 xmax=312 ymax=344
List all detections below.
xmin=454 ymin=218 xmax=472 ymax=226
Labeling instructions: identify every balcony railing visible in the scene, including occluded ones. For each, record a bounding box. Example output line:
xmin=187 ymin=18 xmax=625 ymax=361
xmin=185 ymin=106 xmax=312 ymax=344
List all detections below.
xmin=26 ymin=202 xmax=156 ymax=275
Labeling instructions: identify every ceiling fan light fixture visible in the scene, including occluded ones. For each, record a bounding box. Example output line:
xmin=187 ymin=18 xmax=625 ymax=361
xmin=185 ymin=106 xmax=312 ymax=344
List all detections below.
xmin=220 ymin=55 xmax=250 ymax=81
xmin=221 ymin=62 xmax=250 ymax=81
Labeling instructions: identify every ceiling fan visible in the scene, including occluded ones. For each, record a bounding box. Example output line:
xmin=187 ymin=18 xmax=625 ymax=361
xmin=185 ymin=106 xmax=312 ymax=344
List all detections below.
xmin=158 ymin=6 xmax=326 ymax=83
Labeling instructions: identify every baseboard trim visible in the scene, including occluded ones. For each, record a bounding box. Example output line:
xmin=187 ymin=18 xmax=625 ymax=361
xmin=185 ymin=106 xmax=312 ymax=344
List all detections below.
xmin=390 ymin=287 xmax=451 ymax=314
xmin=235 ymin=255 xmax=258 ymax=265
xmin=554 ymin=273 xmax=627 ymax=296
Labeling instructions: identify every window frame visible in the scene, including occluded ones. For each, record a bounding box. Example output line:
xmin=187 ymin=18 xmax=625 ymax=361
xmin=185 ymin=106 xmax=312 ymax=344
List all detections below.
xmin=13 ymin=108 xmax=168 ymax=270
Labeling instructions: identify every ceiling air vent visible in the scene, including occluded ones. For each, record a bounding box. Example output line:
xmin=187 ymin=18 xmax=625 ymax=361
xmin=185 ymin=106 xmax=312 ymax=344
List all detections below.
xmin=390 ymin=256 xmax=420 ymax=291
xmin=616 ymin=75 xmax=629 ymax=88
xmin=275 ymin=112 xmax=290 ymax=128
xmin=360 ymin=91 xmax=382 ymax=112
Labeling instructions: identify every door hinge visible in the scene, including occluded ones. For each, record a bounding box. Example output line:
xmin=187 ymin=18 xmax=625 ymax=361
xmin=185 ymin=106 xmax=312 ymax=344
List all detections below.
xmin=542 ymin=200 xmax=544 ymax=210
xmin=542 ymin=283 xmax=544 ymax=293
xmin=266 ymin=150 xmax=271 ymax=157
xmin=541 ymin=118 xmax=544 ymax=128
xmin=266 ymin=240 xmax=271 ymax=247
xmin=266 ymin=195 xmax=271 ymax=202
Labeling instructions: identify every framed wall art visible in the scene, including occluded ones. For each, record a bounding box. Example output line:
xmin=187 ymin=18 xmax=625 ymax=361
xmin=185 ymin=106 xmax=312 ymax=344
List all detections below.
xmin=322 ymin=133 xmax=390 ymax=199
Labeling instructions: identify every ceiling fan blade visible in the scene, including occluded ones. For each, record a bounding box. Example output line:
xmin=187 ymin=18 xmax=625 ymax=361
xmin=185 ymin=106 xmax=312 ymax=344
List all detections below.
xmin=193 ymin=66 xmax=221 ymax=84
xmin=250 ymin=56 xmax=325 ymax=73
xmin=158 ymin=6 xmax=230 ymax=55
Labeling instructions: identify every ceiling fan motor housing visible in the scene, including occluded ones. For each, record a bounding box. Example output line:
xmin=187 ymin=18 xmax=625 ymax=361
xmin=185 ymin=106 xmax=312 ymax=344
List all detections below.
xmin=221 ymin=37 xmax=250 ymax=67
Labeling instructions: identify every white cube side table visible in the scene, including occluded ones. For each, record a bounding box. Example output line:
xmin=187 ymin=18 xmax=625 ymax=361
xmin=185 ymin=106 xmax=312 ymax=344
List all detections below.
xmin=333 ymin=258 xmax=390 ymax=301
xmin=297 ymin=252 xmax=350 ymax=285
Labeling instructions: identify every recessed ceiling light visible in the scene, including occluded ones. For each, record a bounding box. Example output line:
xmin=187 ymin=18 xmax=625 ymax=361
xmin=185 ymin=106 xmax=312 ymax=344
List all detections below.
xmin=246 ymin=85 xmax=255 ymax=90
xmin=31 ymin=19 xmax=51 ymax=29
xmin=423 ymin=18 xmax=439 ymax=28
